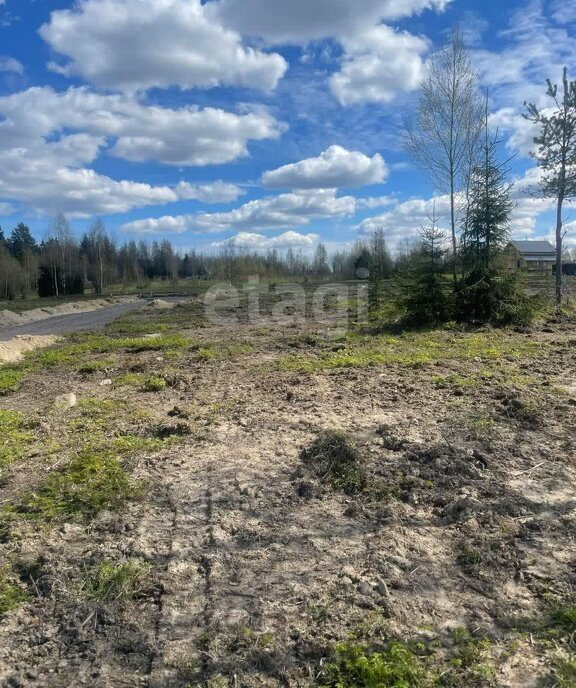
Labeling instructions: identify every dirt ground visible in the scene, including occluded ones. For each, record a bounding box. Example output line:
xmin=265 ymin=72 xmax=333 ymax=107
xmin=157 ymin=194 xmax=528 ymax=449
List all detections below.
xmin=0 ymin=290 xmax=575 ymax=687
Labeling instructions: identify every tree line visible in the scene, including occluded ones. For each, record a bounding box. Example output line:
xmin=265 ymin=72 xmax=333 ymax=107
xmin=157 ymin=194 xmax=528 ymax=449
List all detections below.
xmin=0 ymin=214 xmax=399 ymax=301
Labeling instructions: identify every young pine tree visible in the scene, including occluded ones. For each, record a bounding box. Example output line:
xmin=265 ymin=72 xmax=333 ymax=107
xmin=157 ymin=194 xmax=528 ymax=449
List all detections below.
xmin=402 ymin=207 xmax=451 ymax=325
xmin=524 ymin=67 xmax=576 ymax=307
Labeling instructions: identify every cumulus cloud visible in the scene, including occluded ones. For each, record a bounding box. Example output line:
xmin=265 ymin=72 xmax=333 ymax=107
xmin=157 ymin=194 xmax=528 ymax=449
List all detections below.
xmin=175 ymin=181 xmax=244 ymax=203
xmin=40 ymin=0 xmax=287 ymax=93
xmin=330 ymin=26 xmax=428 ymax=105
xmin=121 ymin=215 xmax=192 ymax=235
xmin=358 ymin=195 xmax=452 ymax=244
xmin=489 ymin=108 xmax=539 ymax=157
xmin=0 ymin=87 xmax=282 ymax=167
xmin=0 ymin=136 xmax=178 ymax=218
xmin=262 ymin=145 xmax=388 ymax=189
xmin=0 ymin=56 xmax=23 ymax=74
xmin=0 ymin=87 xmax=281 ymax=217
xmin=196 ymin=190 xmax=356 ymax=232
xmin=356 ymin=195 xmax=396 ymax=210
xmin=211 ymin=0 xmax=451 ymax=44
xmin=211 ymin=230 xmax=319 ymax=251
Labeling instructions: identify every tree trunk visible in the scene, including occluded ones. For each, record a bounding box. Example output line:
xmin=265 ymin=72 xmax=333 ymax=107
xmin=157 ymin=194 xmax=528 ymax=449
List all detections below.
xmin=450 ymin=176 xmax=458 ymax=288
xmin=555 ymin=194 xmax=564 ymax=308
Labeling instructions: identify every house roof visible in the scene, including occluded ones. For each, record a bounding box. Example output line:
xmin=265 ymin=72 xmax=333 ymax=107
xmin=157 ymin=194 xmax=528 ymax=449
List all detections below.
xmin=510 ymin=240 xmax=556 ymax=255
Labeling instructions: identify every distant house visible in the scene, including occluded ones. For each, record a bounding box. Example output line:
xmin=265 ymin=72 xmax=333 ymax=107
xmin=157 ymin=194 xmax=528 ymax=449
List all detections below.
xmin=504 ymin=240 xmax=556 ymax=276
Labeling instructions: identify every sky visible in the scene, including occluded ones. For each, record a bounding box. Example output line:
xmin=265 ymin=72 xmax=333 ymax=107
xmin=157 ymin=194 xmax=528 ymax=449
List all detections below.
xmin=0 ymin=0 xmax=574 ymax=256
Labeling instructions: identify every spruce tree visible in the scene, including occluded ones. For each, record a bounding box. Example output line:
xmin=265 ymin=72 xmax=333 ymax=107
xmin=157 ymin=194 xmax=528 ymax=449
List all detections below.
xmin=461 ymin=95 xmax=513 ymax=272
xmin=458 ymin=95 xmax=535 ymax=325
xmin=402 ymin=206 xmax=451 ymax=324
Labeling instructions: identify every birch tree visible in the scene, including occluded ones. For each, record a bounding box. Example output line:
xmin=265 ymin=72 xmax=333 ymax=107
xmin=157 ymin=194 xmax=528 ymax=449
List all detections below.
xmin=405 ymin=28 xmax=483 ymax=289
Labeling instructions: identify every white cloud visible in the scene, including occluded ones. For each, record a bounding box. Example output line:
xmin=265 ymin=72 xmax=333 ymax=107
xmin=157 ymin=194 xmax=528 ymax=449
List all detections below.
xmin=175 ymin=181 xmax=244 ymax=203
xmin=0 ymin=56 xmax=23 ymax=74
xmin=0 ymin=202 xmax=14 ymax=216
xmin=121 ymin=215 xmax=192 ymax=235
xmin=0 ymin=87 xmax=282 ymax=167
xmin=551 ymin=0 xmax=576 ymax=25
xmin=489 ymin=108 xmax=539 ymax=157
xmin=0 ymin=87 xmax=282 ymax=217
xmin=211 ymin=0 xmax=451 ymax=45
xmin=0 ymin=138 xmax=179 ymax=219
xmin=195 ymin=189 xmax=356 ymax=232
xmin=330 ymin=25 xmax=428 ymax=105
xmin=356 ymin=195 xmax=396 ymax=210
xmin=263 ymin=145 xmax=388 ymax=189
xmin=40 ymin=0 xmax=287 ymax=93
xmin=358 ymin=195 xmax=452 ymax=245
xmin=211 ymin=230 xmax=319 ymax=251
xmin=474 ymin=2 xmax=576 ymax=157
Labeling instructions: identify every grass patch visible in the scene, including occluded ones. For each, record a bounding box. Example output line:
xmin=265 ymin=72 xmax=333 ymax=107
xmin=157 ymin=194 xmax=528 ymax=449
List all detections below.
xmin=320 ymin=641 xmax=430 ymax=687
xmin=143 ymin=376 xmax=168 ymax=392
xmin=0 ymin=366 xmax=28 ymax=395
xmin=0 ymin=333 xmax=189 ymax=396
xmin=0 ymin=566 xmax=29 ymax=615
xmin=278 ymin=331 xmax=545 ymax=373
xmin=319 ymin=628 xmax=495 ymax=688
xmin=15 ymin=449 xmax=140 ymax=520
xmin=77 ymin=358 xmax=116 ymax=374
xmin=552 ymin=656 xmax=576 ymax=687
xmin=193 ymin=341 xmax=254 ymax=361
xmin=301 ymin=431 xmax=367 ymax=495
xmin=0 ymin=409 xmax=34 ymax=468
xmin=84 ymin=559 xmax=152 ymax=602
xmin=115 ymin=372 xmax=145 ymax=387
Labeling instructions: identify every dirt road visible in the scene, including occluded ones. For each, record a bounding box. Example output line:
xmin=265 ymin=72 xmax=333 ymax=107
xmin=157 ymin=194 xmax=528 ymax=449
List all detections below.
xmin=0 ymin=301 xmax=145 ymax=341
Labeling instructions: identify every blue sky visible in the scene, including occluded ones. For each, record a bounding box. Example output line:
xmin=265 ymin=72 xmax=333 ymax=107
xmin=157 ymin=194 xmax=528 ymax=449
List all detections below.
xmin=0 ymin=0 xmax=574 ymax=255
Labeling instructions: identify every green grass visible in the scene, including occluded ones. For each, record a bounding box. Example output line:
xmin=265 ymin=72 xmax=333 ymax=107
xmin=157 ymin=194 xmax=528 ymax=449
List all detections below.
xmin=319 ymin=628 xmax=496 ymax=688
xmin=115 ymin=372 xmax=145 ymax=387
xmin=553 ymin=657 xmax=576 ymax=687
xmin=0 ymin=366 xmax=28 ymax=395
xmin=77 ymin=358 xmax=117 ymax=374
xmin=84 ymin=559 xmax=152 ymax=602
xmin=0 ymin=566 xmax=29 ymax=615
xmin=193 ymin=341 xmax=254 ymax=361
xmin=320 ymin=642 xmax=431 ymax=687
xmin=0 ymin=409 xmax=34 ymax=468
xmin=15 ymin=448 xmax=140 ymax=520
xmin=278 ymin=331 xmax=545 ymax=373
xmin=143 ymin=376 xmax=168 ymax=392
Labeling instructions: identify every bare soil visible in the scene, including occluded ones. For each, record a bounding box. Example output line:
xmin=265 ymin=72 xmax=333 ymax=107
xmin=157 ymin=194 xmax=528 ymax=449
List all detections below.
xmin=0 ymin=295 xmax=575 ymax=687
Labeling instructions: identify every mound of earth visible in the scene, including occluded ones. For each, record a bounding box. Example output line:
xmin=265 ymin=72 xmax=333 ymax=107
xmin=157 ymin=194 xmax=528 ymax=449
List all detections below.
xmin=0 ymin=335 xmax=60 ymax=362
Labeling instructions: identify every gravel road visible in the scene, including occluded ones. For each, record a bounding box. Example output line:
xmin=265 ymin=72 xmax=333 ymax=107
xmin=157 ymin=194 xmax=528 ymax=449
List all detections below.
xmin=0 ymin=301 xmax=146 ymax=341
